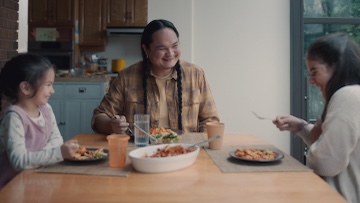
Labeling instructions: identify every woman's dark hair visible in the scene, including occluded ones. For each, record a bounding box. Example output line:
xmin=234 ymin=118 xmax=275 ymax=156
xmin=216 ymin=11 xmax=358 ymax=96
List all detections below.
xmin=140 ymin=19 xmax=183 ymax=130
xmin=0 ymin=53 xmax=54 ymax=111
xmin=306 ymin=32 xmax=360 ymax=120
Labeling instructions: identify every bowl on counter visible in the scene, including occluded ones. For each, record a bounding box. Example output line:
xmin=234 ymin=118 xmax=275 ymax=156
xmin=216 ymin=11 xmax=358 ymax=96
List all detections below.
xmin=70 ymin=68 xmax=85 ymax=77
xmin=56 ymin=70 xmax=70 ymax=77
xmin=128 ymin=144 xmax=200 ymax=173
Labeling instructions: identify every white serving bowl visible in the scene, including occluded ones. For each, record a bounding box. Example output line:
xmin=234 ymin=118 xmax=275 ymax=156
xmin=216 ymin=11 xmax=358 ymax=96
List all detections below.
xmin=128 ymin=144 xmax=200 ymax=173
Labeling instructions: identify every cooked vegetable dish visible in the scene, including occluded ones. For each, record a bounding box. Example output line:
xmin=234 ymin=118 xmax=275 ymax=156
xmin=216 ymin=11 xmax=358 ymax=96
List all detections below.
xmin=235 ymin=148 xmax=277 ymax=160
xmin=144 ymin=145 xmax=195 ymax=158
xmin=149 ymin=127 xmax=180 ymax=143
xmin=72 ymin=146 xmax=107 ymax=160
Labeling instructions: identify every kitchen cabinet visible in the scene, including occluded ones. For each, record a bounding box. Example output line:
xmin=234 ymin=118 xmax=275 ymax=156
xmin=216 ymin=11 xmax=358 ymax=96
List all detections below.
xmin=28 ymin=0 xmax=74 ymax=27
xmin=106 ymin=0 xmax=148 ymax=27
xmin=28 ymin=0 xmax=75 ymax=42
xmin=48 ymin=81 xmax=109 ymax=141
xmin=78 ymin=0 xmax=107 ymax=49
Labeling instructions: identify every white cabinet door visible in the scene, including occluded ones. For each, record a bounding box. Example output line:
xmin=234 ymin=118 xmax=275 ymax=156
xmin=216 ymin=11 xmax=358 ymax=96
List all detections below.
xmin=48 ymin=100 xmax=65 ymax=134
xmin=48 ymin=81 xmax=108 ymax=141
xmin=63 ymin=100 xmax=82 ymax=141
xmin=81 ymin=100 xmax=100 ymax=133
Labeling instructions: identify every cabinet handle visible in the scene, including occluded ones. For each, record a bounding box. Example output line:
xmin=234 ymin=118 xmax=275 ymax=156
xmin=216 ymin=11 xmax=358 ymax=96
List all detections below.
xmin=59 ymin=122 xmax=66 ymax=125
xmin=78 ymin=87 xmax=86 ymax=93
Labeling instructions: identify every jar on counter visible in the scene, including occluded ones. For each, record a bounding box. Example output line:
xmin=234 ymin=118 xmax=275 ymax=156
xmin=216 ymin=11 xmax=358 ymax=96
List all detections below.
xmin=112 ymin=59 xmax=126 ymax=73
xmin=86 ymin=63 xmax=98 ymax=73
xmin=98 ymin=58 xmax=108 ymax=71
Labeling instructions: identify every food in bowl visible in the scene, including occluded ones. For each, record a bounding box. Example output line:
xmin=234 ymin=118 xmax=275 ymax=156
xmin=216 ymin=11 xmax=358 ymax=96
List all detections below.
xmin=144 ymin=145 xmax=195 ymax=158
xmin=149 ymin=127 xmax=180 ymax=144
xmin=235 ymin=148 xmax=277 ymax=160
xmin=128 ymin=144 xmax=200 ymax=173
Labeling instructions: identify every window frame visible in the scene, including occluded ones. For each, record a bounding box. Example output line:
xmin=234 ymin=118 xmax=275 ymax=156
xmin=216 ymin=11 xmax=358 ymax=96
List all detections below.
xmin=290 ymin=0 xmax=360 ymax=164
xmin=290 ymin=0 xmax=306 ymax=164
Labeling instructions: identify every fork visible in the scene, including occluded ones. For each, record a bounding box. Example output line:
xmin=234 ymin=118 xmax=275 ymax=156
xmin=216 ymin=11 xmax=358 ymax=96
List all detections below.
xmin=251 ymin=111 xmax=273 ymax=120
xmin=187 ymin=135 xmax=221 ymax=150
xmin=110 ymin=113 xmax=134 ymax=136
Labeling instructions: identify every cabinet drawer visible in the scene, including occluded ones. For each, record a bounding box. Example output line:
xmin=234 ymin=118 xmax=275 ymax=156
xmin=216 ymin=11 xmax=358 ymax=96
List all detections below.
xmin=64 ymin=84 xmax=102 ymax=99
xmin=52 ymin=85 xmax=65 ymax=98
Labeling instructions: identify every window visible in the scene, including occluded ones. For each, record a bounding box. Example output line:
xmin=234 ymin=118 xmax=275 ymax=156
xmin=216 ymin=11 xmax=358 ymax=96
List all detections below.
xmin=290 ymin=0 xmax=360 ymax=164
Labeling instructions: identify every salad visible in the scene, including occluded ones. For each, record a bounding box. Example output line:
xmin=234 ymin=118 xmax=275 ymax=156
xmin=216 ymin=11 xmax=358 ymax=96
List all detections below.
xmin=149 ymin=127 xmax=180 ymax=144
xmin=72 ymin=146 xmax=108 ymax=160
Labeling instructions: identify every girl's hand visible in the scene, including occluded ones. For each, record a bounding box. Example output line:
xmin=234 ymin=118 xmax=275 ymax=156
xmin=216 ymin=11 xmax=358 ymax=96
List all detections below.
xmin=110 ymin=115 xmax=129 ymax=134
xmin=61 ymin=140 xmax=79 ymax=159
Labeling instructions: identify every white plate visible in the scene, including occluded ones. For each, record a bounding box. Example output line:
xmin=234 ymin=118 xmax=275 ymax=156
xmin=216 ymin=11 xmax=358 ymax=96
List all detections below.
xmin=128 ymin=144 xmax=200 ymax=173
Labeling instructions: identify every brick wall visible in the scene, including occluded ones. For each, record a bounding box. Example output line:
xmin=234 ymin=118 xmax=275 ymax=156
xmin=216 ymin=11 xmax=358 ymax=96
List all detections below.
xmin=0 ymin=0 xmax=19 ymax=69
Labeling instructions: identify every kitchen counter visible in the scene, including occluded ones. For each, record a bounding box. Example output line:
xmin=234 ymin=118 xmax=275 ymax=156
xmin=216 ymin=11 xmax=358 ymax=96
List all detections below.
xmin=55 ymin=75 xmax=112 ymax=82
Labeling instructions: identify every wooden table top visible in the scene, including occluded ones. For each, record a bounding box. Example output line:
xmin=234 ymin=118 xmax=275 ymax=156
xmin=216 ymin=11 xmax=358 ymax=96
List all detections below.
xmin=0 ymin=133 xmax=346 ymax=203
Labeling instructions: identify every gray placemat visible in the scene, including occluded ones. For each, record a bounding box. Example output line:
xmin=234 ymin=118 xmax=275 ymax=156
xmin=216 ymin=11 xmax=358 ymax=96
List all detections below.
xmin=180 ymin=133 xmax=207 ymax=146
xmin=205 ymin=145 xmax=312 ymax=173
xmin=36 ymin=146 xmax=133 ymax=177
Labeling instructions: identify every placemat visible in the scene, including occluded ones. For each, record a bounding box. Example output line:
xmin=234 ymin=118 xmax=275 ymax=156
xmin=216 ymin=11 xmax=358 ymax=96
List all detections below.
xmin=205 ymin=145 xmax=312 ymax=173
xmin=180 ymin=133 xmax=207 ymax=146
xmin=36 ymin=146 xmax=134 ymax=177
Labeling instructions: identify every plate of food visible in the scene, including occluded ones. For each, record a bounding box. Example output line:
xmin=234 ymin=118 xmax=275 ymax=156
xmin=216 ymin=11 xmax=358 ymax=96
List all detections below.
xmin=149 ymin=127 xmax=181 ymax=144
xmin=229 ymin=148 xmax=284 ymax=163
xmin=65 ymin=146 xmax=108 ymax=162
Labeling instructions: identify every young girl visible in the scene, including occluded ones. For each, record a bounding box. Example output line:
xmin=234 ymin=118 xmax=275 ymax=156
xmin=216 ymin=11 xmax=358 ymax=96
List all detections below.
xmin=0 ymin=54 xmax=79 ymax=188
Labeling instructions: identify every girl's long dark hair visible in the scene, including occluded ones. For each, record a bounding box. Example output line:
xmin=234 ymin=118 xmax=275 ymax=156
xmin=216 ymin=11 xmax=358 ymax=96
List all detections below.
xmin=306 ymin=33 xmax=360 ymax=120
xmin=140 ymin=19 xmax=183 ymax=130
xmin=0 ymin=53 xmax=54 ymax=111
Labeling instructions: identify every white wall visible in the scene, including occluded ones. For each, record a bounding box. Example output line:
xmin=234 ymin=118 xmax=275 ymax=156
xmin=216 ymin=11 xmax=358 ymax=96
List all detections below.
xmin=98 ymin=35 xmax=143 ymax=71
xmin=148 ymin=0 xmax=193 ymax=61
xmin=149 ymin=0 xmax=291 ymax=153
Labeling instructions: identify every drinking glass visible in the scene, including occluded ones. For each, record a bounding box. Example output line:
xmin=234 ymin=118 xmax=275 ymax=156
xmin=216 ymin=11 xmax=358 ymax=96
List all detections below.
xmin=134 ymin=114 xmax=150 ymax=146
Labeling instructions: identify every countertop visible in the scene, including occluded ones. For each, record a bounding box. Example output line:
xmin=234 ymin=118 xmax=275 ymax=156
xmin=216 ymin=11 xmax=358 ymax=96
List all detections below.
xmin=55 ymin=75 xmax=113 ymax=82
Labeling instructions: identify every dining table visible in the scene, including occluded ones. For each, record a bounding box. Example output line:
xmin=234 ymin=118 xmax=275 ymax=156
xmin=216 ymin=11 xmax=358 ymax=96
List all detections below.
xmin=0 ymin=133 xmax=347 ymax=203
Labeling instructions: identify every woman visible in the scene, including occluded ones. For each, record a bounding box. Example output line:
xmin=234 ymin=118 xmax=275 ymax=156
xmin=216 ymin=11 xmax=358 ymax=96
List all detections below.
xmin=92 ymin=19 xmax=219 ymax=135
xmin=273 ymin=33 xmax=360 ymax=203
